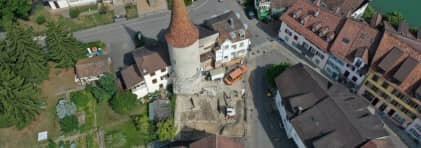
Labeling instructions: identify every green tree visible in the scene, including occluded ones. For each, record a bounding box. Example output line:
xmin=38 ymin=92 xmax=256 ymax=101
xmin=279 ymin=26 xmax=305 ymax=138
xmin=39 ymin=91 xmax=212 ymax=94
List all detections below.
xmin=2 ymin=25 xmax=49 ymax=83
xmin=96 ymin=73 xmax=117 ymax=95
xmin=156 ymin=118 xmax=176 ymax=141
xmin=384 ymin=11 xmax=406 ymax=26
xmin=0 ymin=0 xmax=32 ymax=27
xmin=0 ymin=67 xmax=41 ymax=129
xmin=86 ymin=84 xmax=112 ymax=103
xmin=60 ymin=115 xmax=79 ymax=133
xmin=36 ymin=15 xmax=46 ymax=24
xmin=362 ymin=5 xmax=377 ymax=21
xmin=109 ymin=91 xmax=137 ymax=114
xmin=265 ymin=63 xmax=290 ymax=87
xmin=46 ymin=22 xmax=85 ymax=68
xmin=70 ymin=90 xmax=95 ymax=109
xmin=131 ymin=115 xmax=156 ymax=143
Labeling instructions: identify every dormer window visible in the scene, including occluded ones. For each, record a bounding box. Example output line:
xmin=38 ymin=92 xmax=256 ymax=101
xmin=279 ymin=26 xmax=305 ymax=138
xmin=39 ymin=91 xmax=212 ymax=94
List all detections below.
xmin=318 ymin=27 xmax=329 ymax=37
xmin=300 ymin=15 xmax=310 ymax=25
xmin=311 ymin=23 xmax=321 ymax=32
xmin=292 ymin=9 xmax=303 ymax=19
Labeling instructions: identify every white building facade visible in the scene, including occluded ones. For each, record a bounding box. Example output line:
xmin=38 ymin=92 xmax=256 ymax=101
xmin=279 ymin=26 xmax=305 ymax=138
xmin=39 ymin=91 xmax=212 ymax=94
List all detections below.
xmin=406 ymin=118 xmax=421 ymax=143
xmin=143 ymin=66 xmax=171 ymax=94
xmin=324 ymin=56 xmax=366 ymax=88
xmin=216 ymin=37 xmax=250 ymax=64
xmin=274 ymin=91 xmax=307 ymax=148
xmin=278 ymin=22 xmax=329 ymax=69
xmin=47 ymin=0 xmax=97 ymax=9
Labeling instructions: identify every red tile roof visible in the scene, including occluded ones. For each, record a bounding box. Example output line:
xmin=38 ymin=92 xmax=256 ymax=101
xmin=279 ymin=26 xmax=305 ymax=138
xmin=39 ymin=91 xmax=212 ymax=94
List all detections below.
xmin=75 ymin=55 xmax=112 ymax=78
xmin=372 ymin=31 xmax=421 ymax=93
xmin=329 ymin=19 xmax=378 ymax=64
xmin=189 ymin=135 xmax=243 ymax=148
xmin=280 ymin=0 xmax=343 ymax=50
xmin=165 ymin=0 xmax=199 ymax=48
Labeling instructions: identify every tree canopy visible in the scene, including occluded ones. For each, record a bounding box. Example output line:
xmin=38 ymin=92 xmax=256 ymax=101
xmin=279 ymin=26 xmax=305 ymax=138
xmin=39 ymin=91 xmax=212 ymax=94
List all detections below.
xmin=362 ymin=5 xmax=377 ymax=21
xmin=265 ymin=62 xmax=290 ymax=87
xmin=46 ymin=22 xmax=85 ymax=68
xmin=156 ymin=118 xmax=176 ymax=141
xmin=59 ymin=115 xmax=79 ymax=133
xmin=96 ymin=73 xmax=117 ymax=96
xmin=0 ymin=67 xmax=40 ymax=129
xmin=131 ymin=115 xmax=156 ymax=143
xmin=0 ymin=0 xmax=32 ymax=27
xmin=109 ymin=91 xmax=137 ymax=114
xmin=1 ymin=25 xmax=49 ymax=83
xmin=384 ymin=11 xmax=406 ymax=26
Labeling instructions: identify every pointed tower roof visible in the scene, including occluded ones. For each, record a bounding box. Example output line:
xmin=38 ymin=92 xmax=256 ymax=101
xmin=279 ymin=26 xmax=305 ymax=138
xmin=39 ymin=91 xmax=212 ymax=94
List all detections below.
xmin=165 ymin=0 xmax=199 ymax=48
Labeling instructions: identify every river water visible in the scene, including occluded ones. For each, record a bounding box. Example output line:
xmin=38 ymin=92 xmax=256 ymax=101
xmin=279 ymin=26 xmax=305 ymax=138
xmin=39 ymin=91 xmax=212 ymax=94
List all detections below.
xmin=371 ymin=0 xmax=421 ymax=27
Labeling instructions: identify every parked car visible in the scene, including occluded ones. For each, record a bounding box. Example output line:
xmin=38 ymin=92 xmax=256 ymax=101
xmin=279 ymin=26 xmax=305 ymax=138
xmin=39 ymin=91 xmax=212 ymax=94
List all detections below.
xmin=246 ymin=7 xmax=256 ymax=19
xmin=224 ymin=65 xmax=248 ymax=85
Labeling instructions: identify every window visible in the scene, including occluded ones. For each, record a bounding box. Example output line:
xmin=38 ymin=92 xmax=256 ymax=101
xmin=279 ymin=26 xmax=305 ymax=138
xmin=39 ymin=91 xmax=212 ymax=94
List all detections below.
xmin=224 ymin=56 xmax=228 ymax=59
xmin=161 ymin=68 xmax=166 ymax=72
xmin=355 ymin=60 xmax=362 ymax=67
xmin=224 ymin=45 xmax=229 ymax=49
xmin=232 ymin=45 xmax=237 ymax=49
xmin=150 ymin=72 xmax=156 ymax=76
xmin=160 ymin=76 xmax=164 ymax=80
xmin=343 ymin=71 xmax=350 ymax=77
xmin=371 ymin=75 xmax=379 ymax=82
xmin=351 ymin=76 xmax=357 ymax=82
xmin=284 ymin=29 xmax=292 ymax=36
xmin=240 ymin=42 xmax=244 ymax=47
xmin=381 ymin=82 xmax=389 ymax=89
xmin=342 ymin=38 xmax=350 ymax=44
xmin=152 ymin=79 xmax=157 ymax=84
xmin=159 ymin=84 xmax=164 ymax=88
xmin=293 ymin=35 xmax=298 ymax=40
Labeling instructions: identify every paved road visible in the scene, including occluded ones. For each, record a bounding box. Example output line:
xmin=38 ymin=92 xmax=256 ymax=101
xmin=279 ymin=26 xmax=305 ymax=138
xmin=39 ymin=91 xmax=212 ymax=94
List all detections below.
xmin=74 ymin=0 xmax=270 ymax=70
xmin=244 ymin=44 xmax=297 ymax=148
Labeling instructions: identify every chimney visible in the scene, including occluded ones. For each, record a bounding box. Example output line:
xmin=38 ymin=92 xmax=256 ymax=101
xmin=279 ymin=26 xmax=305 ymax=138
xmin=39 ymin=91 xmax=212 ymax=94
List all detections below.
xmin=334 ymin=7 xmax=341 ymax=15
xmin=398 ymin=21 xmax=409 ymax=35
xmin=417 ymin=27 xmax=421 ymax=39
xmin=370 ymin=13 xmax=382 ymax=27
xmin=292 ymin=9 xmax=303 ymax=19
xmin=314 ymin=0 xmax=321 ymax=6
xmin=319 ymin=27 xmax=329 ymax=37
xmin=312 ymin=22 xmax=322 ymax=32
xmin=300 ymin=15 xmax=310 ymax=25
xmin=296 ymin=106 xmax=304 ymax=114
xmin=326 ymin=32 xmax=335 ymax=42
xmin=314 ymin=9 xmax=320 ymax=17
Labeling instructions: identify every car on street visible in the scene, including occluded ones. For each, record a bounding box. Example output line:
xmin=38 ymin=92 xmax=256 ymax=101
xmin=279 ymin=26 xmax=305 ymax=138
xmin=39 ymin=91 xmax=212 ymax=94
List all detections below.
xmin=246 ymin=6 xmax=256 ymax=19
xmin=224 ymin=65 xmax=248 ymax=85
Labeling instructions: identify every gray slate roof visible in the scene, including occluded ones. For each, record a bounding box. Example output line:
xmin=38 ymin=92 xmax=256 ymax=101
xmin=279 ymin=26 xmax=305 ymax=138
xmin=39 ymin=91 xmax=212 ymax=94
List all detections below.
xmin=275 ymin=64 xmax=388 ymax=148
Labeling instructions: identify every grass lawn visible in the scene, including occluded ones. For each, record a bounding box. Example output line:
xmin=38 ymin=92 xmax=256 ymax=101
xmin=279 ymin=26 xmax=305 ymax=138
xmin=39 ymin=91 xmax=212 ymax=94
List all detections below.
xmin=105 ymin=120 xmax=147 ymax=147
xmin=18 ymin=5 xmax=114 ymax=34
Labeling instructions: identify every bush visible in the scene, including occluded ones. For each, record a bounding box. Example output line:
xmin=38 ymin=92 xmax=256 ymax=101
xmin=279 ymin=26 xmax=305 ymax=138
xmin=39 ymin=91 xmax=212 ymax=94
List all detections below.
xmin=60 ymin=115 xmax=79 ymax=133
xmin=36 ymin=15 xmax=46 ymax=24
xmin=71 ymin=90 xmax=95 ymax=109
xmin=384 ymin=11 xmax=406 ymax=26
xmin=130 ymin=115 xmax=156 ymax=142
xmin=48 ymin=139 xmax=57 ymax=148
xmin=109 ymin=91 xmax=137 ymax=114
xmin=87 ymin=84 xmax=112 ymax=103
xmin=105 ymin=131 xmax=127 ymax=147
xmin=265 ymin=63 xmax=290 ymax=87
xmin=97 ymin=73 xmax=117 ymax=95
xmin=156 ymin=118 xmax=176 ymax=141
xmin=362 ymin=5 xmax=376 ymax=21
xmin=69 ymin=8 xmax=81 ymax=18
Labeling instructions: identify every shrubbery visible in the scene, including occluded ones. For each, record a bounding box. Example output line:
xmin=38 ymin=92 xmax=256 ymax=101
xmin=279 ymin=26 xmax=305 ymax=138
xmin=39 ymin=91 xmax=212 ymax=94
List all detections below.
xmin=69 ymin=8 xmax=81 ymax=18
xmin=36 ymin=15 xmax=46 ymax=24
xmin=60 ymin=115 xmax=79 ymax=133
xmin=109 ymin=91 xmax=137 ymax=114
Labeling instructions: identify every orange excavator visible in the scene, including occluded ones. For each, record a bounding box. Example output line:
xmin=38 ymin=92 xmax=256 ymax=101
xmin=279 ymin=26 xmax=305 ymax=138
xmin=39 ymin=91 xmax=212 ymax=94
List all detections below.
xmin=224 ymin=65 xmax=248 ymax=85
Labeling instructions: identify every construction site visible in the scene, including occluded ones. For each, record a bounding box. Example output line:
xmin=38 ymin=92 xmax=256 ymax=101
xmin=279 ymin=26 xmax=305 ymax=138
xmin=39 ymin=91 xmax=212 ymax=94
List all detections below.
xmin=174 ymin=71 xmax=248 ymax=140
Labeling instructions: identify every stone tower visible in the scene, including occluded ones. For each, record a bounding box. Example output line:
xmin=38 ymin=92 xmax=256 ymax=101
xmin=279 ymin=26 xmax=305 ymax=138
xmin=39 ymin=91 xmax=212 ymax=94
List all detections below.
xmin=165 ymin=0 xmax=201 ymax=95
